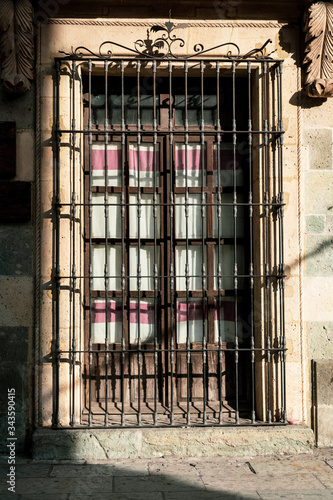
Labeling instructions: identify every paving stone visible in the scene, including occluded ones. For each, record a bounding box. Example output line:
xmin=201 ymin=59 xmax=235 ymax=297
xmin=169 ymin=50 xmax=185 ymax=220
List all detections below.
xmin=248 ymin=456 xmax=332 ymax=476
xmin=0 ymin=463 xmax=51 ymax=478
xmin=68 ymin=494 xmax=163 ymax=500
xmin=19 ymin=496 xmax=68 ymax=500
xmin=114 ymin=474 xmax=205 ymax=493
xmin=0 ymin=477 xmax=114 ymax=495
xmin=201 ymin=473 xmax=325 ymax=492
xmin=148 ymin=459 xmax=201 ymax=476
xmin=194 ymin=460 xmax=253 ymax=478
xmin=50 ymin=462 xmax=149 ymax=477
xmin=258 ymin=491 xmax=333 ymax=500
xmin=164 ymin=492 xmax=260 ymax=500
xmin=314 ymin=472 xmax=333 ymax=488
xmin=0 ymin=495 xmax=20 ymax=500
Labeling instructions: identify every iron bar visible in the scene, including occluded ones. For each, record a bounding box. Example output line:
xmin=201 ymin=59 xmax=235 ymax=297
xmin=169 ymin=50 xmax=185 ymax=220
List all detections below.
xmin=137 ymin=59 xmax=142 ymax=426
xmin=232 ymin=60 xmax=239 ymax=424
xmin=121 ymin=59 xmax=126 ymax=426
xmin=103 ymin=60 xmax=110 ymax=426
xmin=248 ymin=60 xmax=256 ymax=424
xmin=52 ymin=58 xmax=61 ymax=429
xmin=169 ymin=60 xmax=175 ymax=426
xmin=70 ymin=59 xmax=77 ymax=427
xmin=88 ymin=59 xmax=93 ymax=427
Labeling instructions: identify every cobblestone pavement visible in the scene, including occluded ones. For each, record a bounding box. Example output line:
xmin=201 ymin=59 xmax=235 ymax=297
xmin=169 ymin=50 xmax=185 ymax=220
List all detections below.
xmin=0 ymin=448 xmax=332 ymax=500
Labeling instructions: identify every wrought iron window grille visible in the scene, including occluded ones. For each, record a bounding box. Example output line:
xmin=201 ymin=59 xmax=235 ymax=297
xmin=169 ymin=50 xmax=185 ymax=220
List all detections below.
xmin=52 ymin=22 xmax=286 ymax=429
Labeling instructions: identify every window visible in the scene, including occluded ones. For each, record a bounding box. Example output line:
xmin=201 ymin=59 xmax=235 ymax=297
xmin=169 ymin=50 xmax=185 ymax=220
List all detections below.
xmin=52 ymin=37 xmax=286 ymax=428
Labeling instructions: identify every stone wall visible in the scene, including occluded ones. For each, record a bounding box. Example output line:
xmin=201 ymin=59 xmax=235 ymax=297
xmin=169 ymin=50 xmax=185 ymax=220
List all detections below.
xmin=302 ymin=96 xmax=333 ymax=446
xmin=0 ymin=84 xmax=35 ymax=453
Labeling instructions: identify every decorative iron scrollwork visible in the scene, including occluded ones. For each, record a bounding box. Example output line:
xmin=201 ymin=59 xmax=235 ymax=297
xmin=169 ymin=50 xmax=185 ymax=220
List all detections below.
xmin=60 ymin=19 xmax=273 ymax=61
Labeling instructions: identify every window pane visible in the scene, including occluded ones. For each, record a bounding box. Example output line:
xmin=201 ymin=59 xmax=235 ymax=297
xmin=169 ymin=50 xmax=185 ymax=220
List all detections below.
xmin=176 ymin=299 xmax=206 ymax=343
xmin=213 ymin=298 xmax=244 ymax=343
xmin=176 ymin=245 xmax=204 ymax=291
xmin=91 ymin=299 xmax=122 ymax=343
xmin=92 ymin=245 xmax=122 ymax=290
xmin=91 ymin=193 xmax=121 ymax=238
xmin=175 ymin=194 xmax=204 ymax=238
xmin=91 ymin=143 xmax=122 ymax=186
xmin=214 ymin=244 xmax=245 ymax=290
xmin=129 ymin=299 xmax=159 ymax=343
xmin=213 ymin=144 xmax=244 ymax=188
xmin=129 ymin=246 xmax=160 ymax=291
xmin=129 ymin=194 xmax=160 ymax=238
xmin=175 ymin=144 xmax=206 ymax=187
xmin=129 ymin=143 xmax=160 ymax=187
xmin=213 ymin=193 xmax=245 ymax=238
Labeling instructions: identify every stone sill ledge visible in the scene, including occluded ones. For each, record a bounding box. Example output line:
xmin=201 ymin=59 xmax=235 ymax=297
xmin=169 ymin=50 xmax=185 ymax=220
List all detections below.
xmin=33 ymin=425 xmax=315 ymax=460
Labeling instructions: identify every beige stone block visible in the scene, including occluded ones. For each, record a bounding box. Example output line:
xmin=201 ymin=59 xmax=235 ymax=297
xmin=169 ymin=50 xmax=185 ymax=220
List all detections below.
xmin=303 ymin=277 xmax=333 ymax=322
xmin=0 ymin=277 xmax=33 ymax=327
xmin=302 ymin=96 xmax=333 ymax=128
xmin=16 ymin=130 xmax=35 ymax=182
xmin=283 ymin=145 xmax=298 ymax=178
xmin=305 ymin=171 xmax=333 ymax=215
xmin=303 ymin=128 xmax=333 ymax=171
xmin=285 ymin=361 xmax=304 ymax=424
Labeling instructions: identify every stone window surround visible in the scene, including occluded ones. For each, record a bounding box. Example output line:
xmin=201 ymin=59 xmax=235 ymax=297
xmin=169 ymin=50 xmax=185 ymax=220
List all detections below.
xmin=36 ymin=19 xmax=308 ymax=428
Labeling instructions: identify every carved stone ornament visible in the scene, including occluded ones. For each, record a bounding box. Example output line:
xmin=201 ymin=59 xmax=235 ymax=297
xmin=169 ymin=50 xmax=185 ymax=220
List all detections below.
xmin=0 ymin=0 xmax=34 ymax=95
xmin=303 ymin=1 xmax=333 ymax=98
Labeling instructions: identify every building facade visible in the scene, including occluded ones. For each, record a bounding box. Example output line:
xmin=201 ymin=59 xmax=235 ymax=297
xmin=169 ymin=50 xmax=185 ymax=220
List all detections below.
xmin=0 ymin=0 xmax=333 ymax=457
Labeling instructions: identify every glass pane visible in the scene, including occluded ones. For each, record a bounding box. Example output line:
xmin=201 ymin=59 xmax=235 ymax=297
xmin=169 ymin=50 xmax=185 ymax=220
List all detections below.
xmin=175 ymin=94 xmax=217 ymax=127
xmin=129 ymin=143 xmax=160 ymax=187
xmin=91 ymin=193 xmax=121 ymax=238
xmin=129 ymin=246 xmax=160 ymax=291
xmin=176 ymin=299 xmax=206 ymax=343
xmin=175 ymin=194 xmax=204 ymax=238
xmin=213 ymin=144 xmax=244 ymax=188
xmin=176 ymin=245 xmax=204 ymax=291
xmin=213 ymin=298 xmax=244 ymax=343
xmin=91 ymin=143 xmax=122 ymax=187
xmin=175 ymin=143 xmax=206 ymax=187
xmin=214 ymin=244 xmax=245 ymax=290
xmin=91 ymin=299 xmax=122 ymax=343
xmin=92 ymin=245 xmax=122 ymax=290
xmin=129 ymin=299 xmax=159 ymax=343
xmin=213 ymin=193 xmax=245 ymax=238
xmin=129 ymin=194 xmax=160 ymax=239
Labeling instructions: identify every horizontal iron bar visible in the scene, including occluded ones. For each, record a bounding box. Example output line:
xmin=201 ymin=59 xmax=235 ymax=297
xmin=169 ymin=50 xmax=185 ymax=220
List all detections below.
xmin=57 ymin=129 xmax=284 ymax=135
xmin=51 ymin=422 xmax=288 ymax=429
xmin=59 ymin=347 xmax=288 ymax=354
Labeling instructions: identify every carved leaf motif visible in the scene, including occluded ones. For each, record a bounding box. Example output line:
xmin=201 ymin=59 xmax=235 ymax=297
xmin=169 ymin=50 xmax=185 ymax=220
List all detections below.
xmin=0 ymin=0 xmax=34 ymax=95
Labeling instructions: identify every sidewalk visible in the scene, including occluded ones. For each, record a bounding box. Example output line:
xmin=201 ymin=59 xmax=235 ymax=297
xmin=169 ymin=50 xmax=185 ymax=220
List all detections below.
xmin=1 ymin=447 xmax=333 ymax=499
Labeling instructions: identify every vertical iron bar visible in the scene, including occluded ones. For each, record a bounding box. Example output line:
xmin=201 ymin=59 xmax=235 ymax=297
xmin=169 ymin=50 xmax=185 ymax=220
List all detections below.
xmin=184 ymin=60 xmax=191 ymax=425
xmin=248 ymin=61 xmax=255 ymax=424
xmin=104 ymin=60 xmax=109 ymax=426
xmin=216 ymin=61 xmax=223 ymax=424
xmin=88 ymin=59 xmax=93 ymax=427
xmin=232 ymin=60 xmax=239 ymax=424
xmin=71 ymin=59 xmax=77 ymax=427
xmin=200 ymin=60 xmax=207 ymax=425
xmin=263 ymin=61 xmax=271 ymax=424
xmin=153 ymin=60 xmax=158 ymax=425
xmin=53 ymin=59 xmax=61 ymax=428
xmin=169 ymin=60 xmax=175 ymax=425
xmin=121 ymin=60 xmax=126 ymax=426
xmin=137 ymin=60 xmax=142 ymax=426
xmin=277 ymin=62 xmax=286 ymax=422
